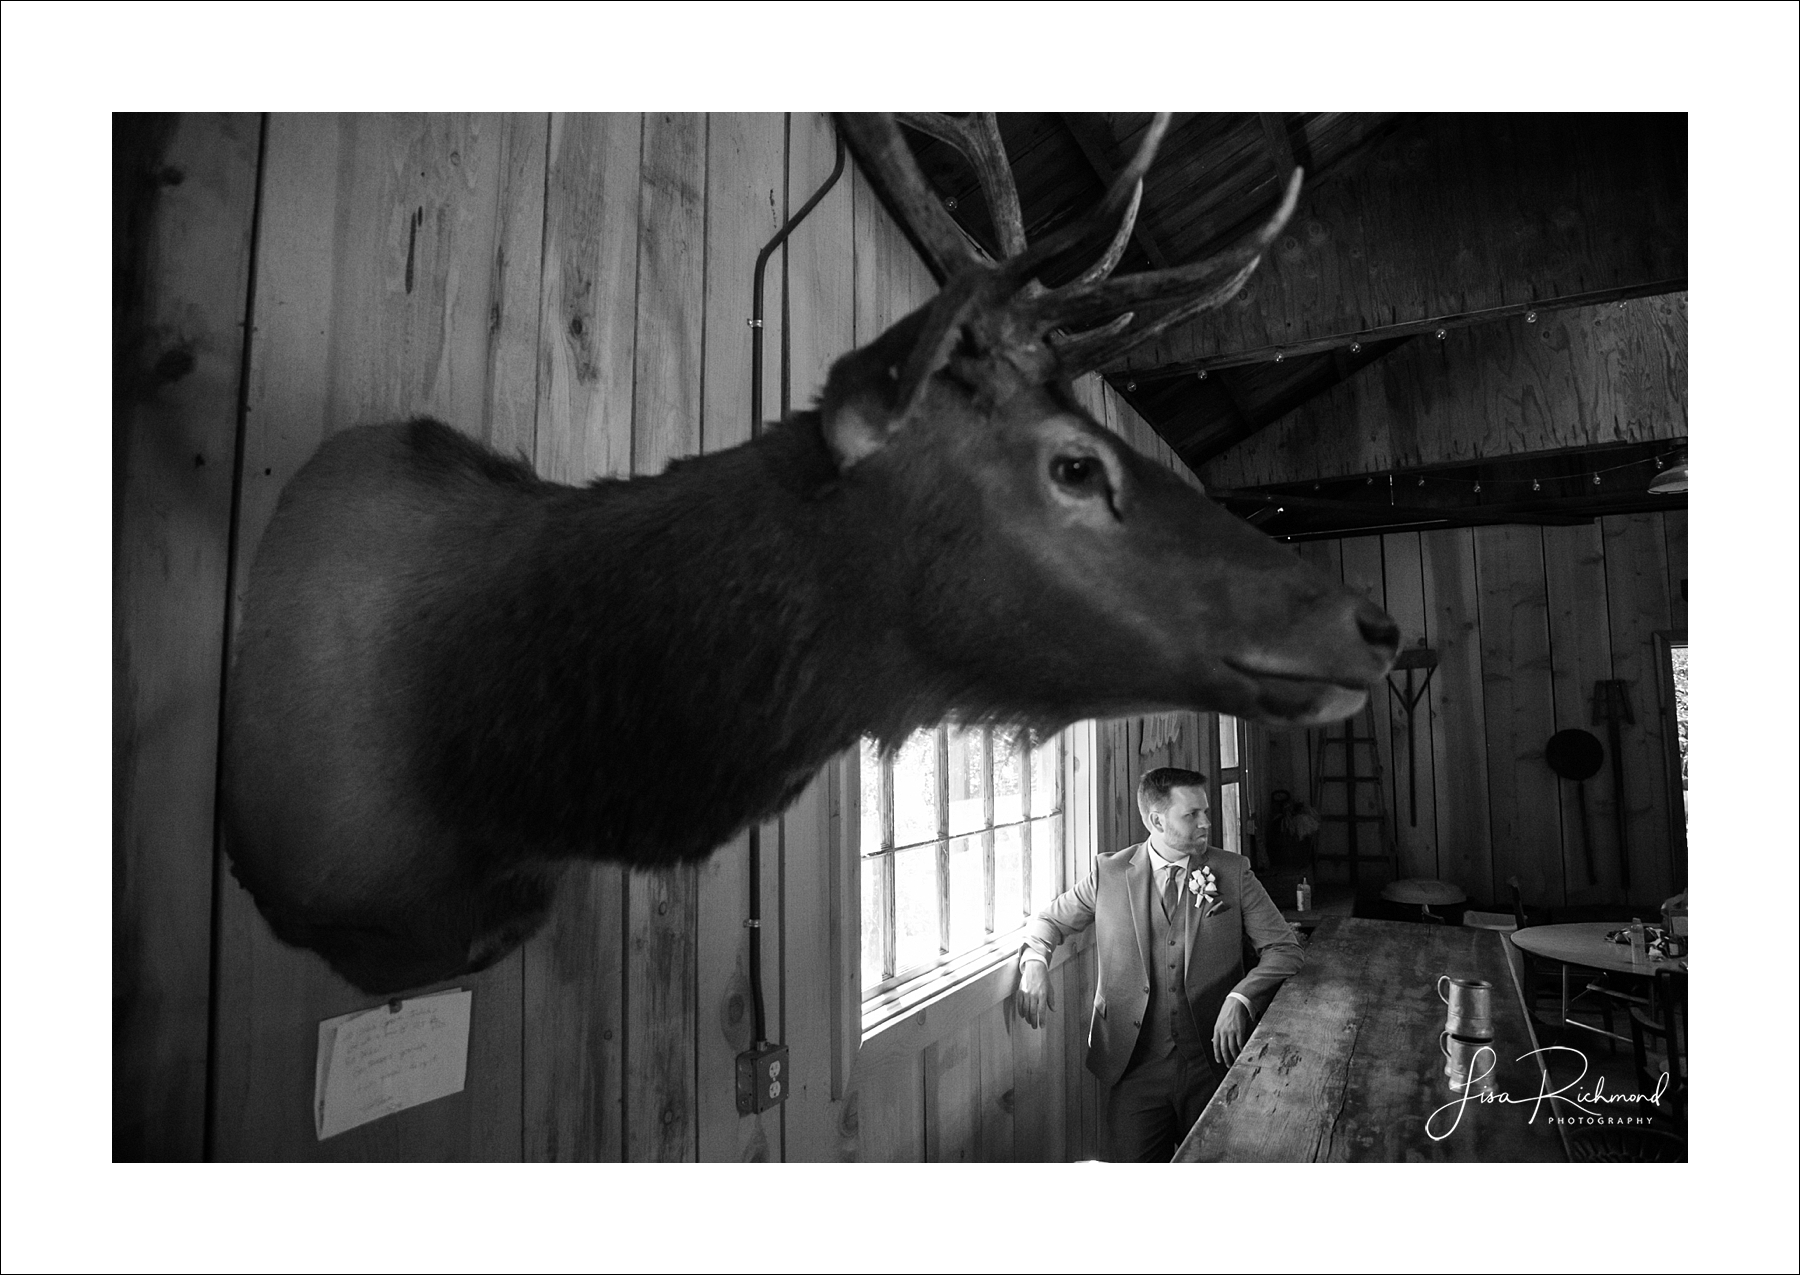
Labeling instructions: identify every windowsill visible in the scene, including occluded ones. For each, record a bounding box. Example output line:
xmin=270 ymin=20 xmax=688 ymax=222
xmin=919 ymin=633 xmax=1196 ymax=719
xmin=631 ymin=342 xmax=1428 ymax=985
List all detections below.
xmin=857 ymin=929 xmax=1093 ymax=1070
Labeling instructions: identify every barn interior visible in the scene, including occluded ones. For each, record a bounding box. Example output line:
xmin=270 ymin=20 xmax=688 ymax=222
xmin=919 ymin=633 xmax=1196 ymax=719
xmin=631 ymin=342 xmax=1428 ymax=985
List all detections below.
xmin=115 ymin=111 xmax=1687 ymax=1165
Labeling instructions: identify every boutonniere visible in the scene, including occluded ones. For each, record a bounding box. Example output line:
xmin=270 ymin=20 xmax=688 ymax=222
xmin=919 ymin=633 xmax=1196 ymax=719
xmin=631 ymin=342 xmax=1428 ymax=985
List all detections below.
xmin=1187 ymin=864 xmax=1224 ymax=915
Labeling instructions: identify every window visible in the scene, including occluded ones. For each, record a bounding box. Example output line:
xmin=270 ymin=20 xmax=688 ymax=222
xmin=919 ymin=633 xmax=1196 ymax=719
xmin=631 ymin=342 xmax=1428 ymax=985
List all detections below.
xmin=1669 ymin=640 xmax=1688 ymax=824
xmin=859 ymin=725 xmax=1065 ymax=1022
xmin=1214 ymin=713 xmax=1246 ymax=854
xmin=1655 ymin=630 xmax=1688 ymax=857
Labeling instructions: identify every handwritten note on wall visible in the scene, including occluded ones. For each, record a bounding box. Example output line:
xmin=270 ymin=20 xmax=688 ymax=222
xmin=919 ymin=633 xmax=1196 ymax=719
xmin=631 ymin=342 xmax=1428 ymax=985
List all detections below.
xmin=313 ymin=990 xmax=472 ymax=1140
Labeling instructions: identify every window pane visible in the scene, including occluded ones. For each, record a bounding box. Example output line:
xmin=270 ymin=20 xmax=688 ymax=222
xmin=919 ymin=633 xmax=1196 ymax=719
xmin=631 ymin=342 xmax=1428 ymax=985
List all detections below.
xmin=947 ymin=836 xmax=984 ymax=953
xmin=1029 ymin=814 xmax=1062 ymax=912
xmin=1219 ymin=782 xmax=1241 ymax=855
xmin=994 ymin=823 xmax=1025 ymax=928
xmin=1028 ymin=737 xmax=1059 ymax=817
xmin=892 ymin=728 xmax=939 ymax=849
xmin=994 ymin=728 xmax=1025 ymax=826
xmin=947 ymin=725 xmax=986 ymax=837
xmin=893 ymin=844 xmax=941 ymax=973
xmin=1670 ymin=643 xmax=1687 ymax=825
xmin=860 ymin=854 xmax=886 ymax=991
xmin=859 ymin=737 xmax=883 ymax=855
xmin=1219 ymin=714 xmax=1239 ymax=769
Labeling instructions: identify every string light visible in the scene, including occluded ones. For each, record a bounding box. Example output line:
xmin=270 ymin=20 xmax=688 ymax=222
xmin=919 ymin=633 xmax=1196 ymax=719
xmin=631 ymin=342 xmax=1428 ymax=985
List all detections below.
xmin=1247 ymin=449 xmax=1684 ymax=510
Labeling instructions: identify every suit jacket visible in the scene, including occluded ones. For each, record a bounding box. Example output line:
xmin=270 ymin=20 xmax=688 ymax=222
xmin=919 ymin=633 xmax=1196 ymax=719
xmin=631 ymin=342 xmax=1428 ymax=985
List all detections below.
xmin=1022 ymin=843 xmax=1304 ymax=1090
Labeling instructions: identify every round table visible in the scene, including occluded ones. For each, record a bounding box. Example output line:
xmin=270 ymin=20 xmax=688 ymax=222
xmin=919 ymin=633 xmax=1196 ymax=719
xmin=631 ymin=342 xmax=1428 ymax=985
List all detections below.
xmin=1380 ymin=877 xmax=1467 ymax=924
xmin=1510 ymin=922 xmax=1686 ymax=1043
xmin=1510 ymin=921 xmax=1686 ymax=977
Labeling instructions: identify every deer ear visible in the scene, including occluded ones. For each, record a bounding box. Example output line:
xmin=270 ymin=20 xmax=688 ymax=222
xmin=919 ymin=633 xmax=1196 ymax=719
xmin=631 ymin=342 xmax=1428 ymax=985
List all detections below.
xmin=821 ymin=279 xmax=984 ymax=472
xmin=822 ymin=389 xmax=901 ymax=470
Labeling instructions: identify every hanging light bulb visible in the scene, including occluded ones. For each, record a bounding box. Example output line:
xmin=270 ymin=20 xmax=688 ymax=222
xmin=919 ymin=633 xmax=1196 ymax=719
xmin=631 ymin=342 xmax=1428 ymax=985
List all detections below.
xmin=1532 ymin=479 xmax=1541 ymax=492
xmin=1473 ymin=481 xmax=1482 ymax=494
xmin=1648 ymin=450 xmax=1687 ymax=494
xmin=1593 ymin=473 xmax=1602 ymax=485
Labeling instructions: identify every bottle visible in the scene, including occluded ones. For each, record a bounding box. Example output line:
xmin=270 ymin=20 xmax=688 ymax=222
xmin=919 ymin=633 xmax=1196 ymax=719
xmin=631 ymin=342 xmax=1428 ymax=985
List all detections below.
xmin=1627 ymin=918 xmax=1647 ymax=963
xmin=1296 ymin=877 xmax=1312 ymax=913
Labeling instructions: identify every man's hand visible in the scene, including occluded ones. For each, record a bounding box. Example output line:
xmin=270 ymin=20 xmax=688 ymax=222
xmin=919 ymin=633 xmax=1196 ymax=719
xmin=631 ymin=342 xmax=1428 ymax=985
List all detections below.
xmin=1212 ymin=997 xmax=1253 ymax=1066
xmin=1016 ymin=958 xmax=1055 ymax=1029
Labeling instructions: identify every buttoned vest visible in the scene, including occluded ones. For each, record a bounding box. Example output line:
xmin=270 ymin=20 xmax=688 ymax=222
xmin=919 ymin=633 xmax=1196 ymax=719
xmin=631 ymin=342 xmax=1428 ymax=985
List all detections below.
xmin=1132 ymin=876 xmax=1211 ymax=1066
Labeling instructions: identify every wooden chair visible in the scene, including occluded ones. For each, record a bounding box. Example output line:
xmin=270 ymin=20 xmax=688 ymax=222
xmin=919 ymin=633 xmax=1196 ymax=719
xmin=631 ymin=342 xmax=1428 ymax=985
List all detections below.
xmin=1506 ymin=877 xmax=1628 ymax=1049
xmin=1627 ymin=967 xmax=1686 ymax=1126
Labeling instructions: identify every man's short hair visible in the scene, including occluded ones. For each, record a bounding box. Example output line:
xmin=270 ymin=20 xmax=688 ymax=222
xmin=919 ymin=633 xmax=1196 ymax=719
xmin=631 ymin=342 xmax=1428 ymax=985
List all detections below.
xmin=1137 ymin=766 xmax=1209 ymax=823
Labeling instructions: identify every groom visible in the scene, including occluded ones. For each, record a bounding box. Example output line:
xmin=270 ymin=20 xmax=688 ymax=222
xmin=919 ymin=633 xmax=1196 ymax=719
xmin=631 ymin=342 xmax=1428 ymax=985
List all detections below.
xmin=1016 ymin=766 xmax=1304 ymax=1161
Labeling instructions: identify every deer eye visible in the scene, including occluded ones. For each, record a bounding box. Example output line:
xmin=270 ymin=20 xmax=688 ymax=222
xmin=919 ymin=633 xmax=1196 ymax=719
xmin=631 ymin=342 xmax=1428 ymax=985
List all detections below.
xmin=1050 ymin=455 xmax=1106 ymax=492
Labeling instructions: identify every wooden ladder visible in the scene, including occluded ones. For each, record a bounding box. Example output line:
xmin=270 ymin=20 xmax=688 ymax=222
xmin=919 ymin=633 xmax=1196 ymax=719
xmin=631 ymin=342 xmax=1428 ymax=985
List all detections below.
xmin=1310 ymin=703 xmax=1399 ymax=896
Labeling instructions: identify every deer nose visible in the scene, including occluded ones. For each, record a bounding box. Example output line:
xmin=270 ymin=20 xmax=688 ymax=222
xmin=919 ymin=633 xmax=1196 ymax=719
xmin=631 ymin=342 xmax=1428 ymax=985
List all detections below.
xmin=1355 ymin=600 xmax=1401 ymax=656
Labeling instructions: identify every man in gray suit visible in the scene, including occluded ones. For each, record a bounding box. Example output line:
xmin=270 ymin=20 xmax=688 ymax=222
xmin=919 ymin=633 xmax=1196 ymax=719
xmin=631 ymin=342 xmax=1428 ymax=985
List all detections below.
xmin=1016 ymin=766 xmax=1304 ymax=1161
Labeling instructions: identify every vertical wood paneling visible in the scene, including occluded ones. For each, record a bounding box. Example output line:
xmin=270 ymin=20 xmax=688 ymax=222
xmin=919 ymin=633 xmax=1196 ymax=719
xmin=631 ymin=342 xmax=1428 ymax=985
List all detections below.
xmin=535 ymin=113 xmax=641 ymax=485
xmin=779 ymin=112 xmax=857 ymax=1162
xmin=521 ymin=111 xmax=642 ymax=1163
xmin=475 ymin=116 xmax=549 ymax=459
xmin=923 ymin=1025 xmax=980 ymax=1161
xmin=114 ymin=113 xmax=261 ymax=1161
xmin=1010 ymin=983 xmax=1063 ymax=1162
xmin=621 ymin=110 xmax=708 ymax=1164
xmin=976 ymin=1007 xmax=1015 ymax=1160
xmin=1420 ymin=528 xmax=1494 ymax=904
xmin=212 ymin=113 xmax=537 ymax=1161
xmin=693 ymin=111 xmax=786 ymax=1163
xmin=1542 ymin=523 xmax=1621 ymax=907
xmin=1662 ymin=510 xmax=1687 ymax=633
xmin=1059 ymin=954 xmax=1092 ymax=1158
xmin=1378 ymin=533 xmax=1441 ymax=878
xmin=1473 ymin=525 xmax=1563 ymax=910
xmin=847 ymin=1053 xmax=923 ymax=1162
xmin=1601 ymin=514 xmax=1676 ymax=904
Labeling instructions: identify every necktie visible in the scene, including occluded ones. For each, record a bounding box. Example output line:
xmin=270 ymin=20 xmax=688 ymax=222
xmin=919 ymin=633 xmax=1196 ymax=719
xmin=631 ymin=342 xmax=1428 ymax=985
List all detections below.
xmin=1161 ymin=863 xmax=1185 ymax=919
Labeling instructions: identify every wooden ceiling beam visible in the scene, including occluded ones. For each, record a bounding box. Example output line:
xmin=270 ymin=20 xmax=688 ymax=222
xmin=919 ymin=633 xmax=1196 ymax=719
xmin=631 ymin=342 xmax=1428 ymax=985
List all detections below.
xmin=1258 ymin=112 xmax=1296 ymax=183
xmin=1057 ymin=113 xmax=1175 ymax=270
xmin=1201 ymin=294 xmax=1686 ymax=490
xmin=1107 ymin=113 xmax=1687 ymax=377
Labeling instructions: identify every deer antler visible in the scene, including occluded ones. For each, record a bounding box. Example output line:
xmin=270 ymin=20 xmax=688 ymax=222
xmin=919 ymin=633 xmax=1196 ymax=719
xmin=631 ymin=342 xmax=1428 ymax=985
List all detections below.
xmin=894 ymin=113 xmax=1028 ymax=259
xmin=838 ymin=113 xmax=1299 ymax=384
xmin=1040 ymin=167 xmax=1304 ymax=375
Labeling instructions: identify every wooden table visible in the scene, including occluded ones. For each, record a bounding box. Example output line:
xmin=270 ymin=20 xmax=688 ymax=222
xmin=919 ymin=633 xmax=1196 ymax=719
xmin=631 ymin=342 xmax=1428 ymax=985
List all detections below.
xmin=1509 ymin=921 xmax=1686 ymax=1044
xmin=1174 ymin=917 xmax=1566 ymax=1162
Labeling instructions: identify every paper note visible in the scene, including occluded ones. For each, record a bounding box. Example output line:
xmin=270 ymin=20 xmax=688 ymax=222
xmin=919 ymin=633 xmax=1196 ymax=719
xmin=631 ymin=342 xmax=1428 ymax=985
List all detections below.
xmin=314 ymin=990 xmax=472 ymax=1140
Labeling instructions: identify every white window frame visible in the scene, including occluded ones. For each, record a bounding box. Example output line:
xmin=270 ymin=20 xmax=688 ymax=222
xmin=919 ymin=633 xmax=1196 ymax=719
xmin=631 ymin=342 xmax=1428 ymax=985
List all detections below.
xmin=848 ymin=722 xmax=1099 ymax=1042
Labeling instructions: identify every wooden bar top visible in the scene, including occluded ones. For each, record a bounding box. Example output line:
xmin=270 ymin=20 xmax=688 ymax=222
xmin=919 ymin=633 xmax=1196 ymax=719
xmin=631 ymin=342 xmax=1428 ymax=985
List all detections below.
xmin=1175 ymin=917 xmax=1567 ymax=1162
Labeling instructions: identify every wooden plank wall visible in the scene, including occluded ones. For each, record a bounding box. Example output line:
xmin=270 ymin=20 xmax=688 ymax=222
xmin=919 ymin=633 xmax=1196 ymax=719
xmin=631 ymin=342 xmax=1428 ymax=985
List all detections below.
xmin=1249 ymin=517 xmax=1687 ymax=913
xmin=117 ymin=112 xmax=1223 ymax=1162
xmin=113 ymin=114 xmax=262 ymax=1161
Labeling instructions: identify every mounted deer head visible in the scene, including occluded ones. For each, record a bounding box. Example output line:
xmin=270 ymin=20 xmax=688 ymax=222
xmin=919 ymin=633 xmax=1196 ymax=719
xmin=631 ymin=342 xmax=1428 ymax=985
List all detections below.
xmin=222 ymin=113 xmax=1398 ymax=993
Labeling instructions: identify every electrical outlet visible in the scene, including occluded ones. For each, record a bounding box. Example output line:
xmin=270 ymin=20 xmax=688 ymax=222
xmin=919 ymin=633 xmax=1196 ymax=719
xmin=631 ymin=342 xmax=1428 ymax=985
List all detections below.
xmin=735 ymin=1043 xmax=789 ymax=1115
